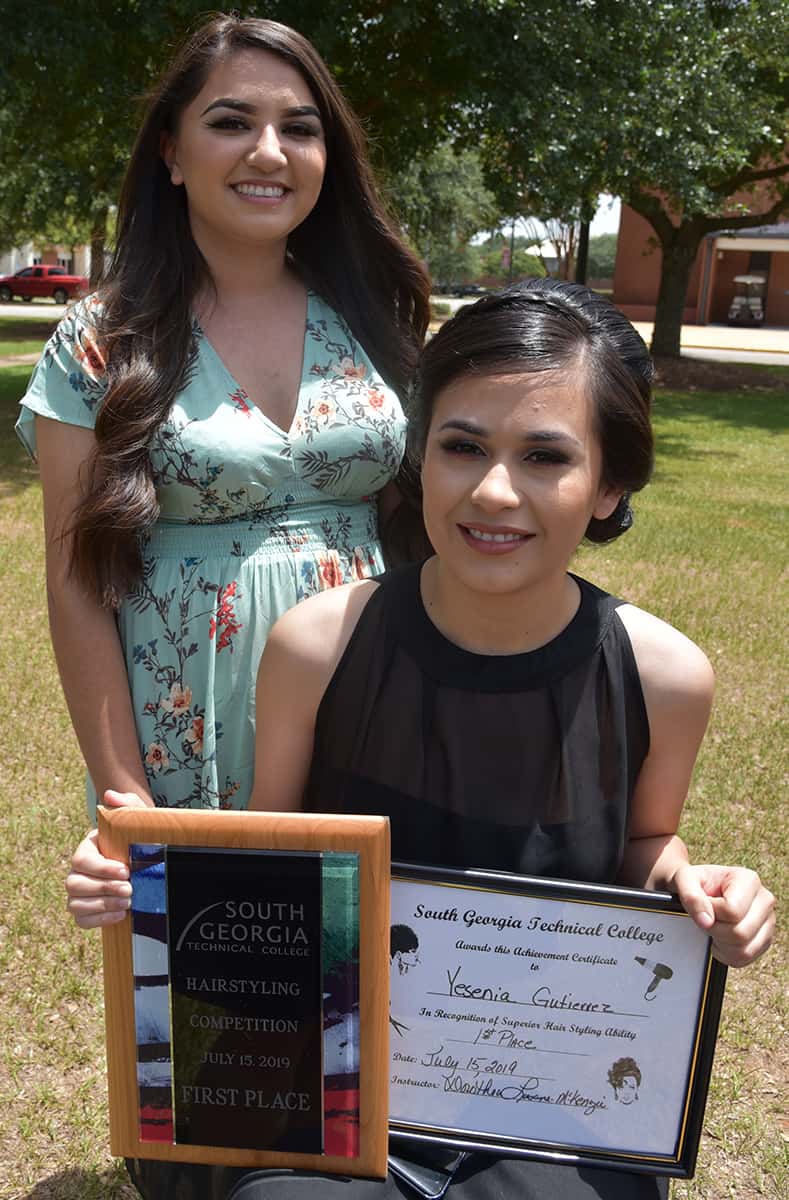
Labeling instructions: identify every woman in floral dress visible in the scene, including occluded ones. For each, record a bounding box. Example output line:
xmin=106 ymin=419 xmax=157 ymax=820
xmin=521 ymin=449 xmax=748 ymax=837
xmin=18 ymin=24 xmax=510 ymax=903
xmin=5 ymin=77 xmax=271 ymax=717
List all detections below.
xmin=17 ymin=15 xmax=430 ymax=819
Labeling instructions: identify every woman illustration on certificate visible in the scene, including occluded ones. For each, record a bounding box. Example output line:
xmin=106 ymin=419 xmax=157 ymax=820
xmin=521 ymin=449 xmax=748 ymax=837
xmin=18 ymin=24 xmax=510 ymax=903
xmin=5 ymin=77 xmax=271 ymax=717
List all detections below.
xmin=608 ymin=1058 xmax=641 ymax=1106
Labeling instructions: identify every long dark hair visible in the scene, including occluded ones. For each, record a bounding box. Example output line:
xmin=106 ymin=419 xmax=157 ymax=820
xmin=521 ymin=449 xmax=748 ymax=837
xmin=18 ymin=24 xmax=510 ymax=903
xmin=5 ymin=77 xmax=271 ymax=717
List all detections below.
xmin=71 ymin=14 xmax=430 ymax=605
xmin=411 ymin=279 xmax=654 ymax=543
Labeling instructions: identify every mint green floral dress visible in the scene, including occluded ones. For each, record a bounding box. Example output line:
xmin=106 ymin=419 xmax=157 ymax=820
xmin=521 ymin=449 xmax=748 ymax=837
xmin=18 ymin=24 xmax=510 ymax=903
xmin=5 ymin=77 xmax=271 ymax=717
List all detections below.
xmin=17 ymin=292 xmax=406 ymax=816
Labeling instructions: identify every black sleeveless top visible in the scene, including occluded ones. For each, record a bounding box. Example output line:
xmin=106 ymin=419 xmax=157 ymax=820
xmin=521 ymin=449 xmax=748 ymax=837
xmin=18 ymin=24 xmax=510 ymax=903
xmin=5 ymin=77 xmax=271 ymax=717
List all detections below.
xmin=304 ymin=564 xmax=650 ymax=885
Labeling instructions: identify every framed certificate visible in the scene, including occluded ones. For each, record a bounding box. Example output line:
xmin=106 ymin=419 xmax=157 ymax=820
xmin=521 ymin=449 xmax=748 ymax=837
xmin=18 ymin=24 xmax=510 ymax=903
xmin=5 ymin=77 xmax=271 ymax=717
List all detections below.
xmin=98 ymin=807 xmax=390 ymax=1178
xmin=388 ymin=863 xmax=727 ymax=1178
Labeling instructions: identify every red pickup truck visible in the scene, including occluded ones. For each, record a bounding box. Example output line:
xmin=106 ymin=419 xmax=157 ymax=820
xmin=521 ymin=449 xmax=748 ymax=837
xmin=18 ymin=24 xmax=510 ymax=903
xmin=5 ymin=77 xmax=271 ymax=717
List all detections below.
xmin=0 ymin=265 xmax=88 ymax=304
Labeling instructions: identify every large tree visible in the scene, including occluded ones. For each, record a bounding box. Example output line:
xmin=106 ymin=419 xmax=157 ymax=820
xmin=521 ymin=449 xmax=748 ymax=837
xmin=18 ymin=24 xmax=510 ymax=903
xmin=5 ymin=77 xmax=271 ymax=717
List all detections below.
xmin=587 ymin=234 xmax=619 ymax=282
xmin=613 ymin=1 xmax=789 ymax=356
xmin=385 ymin=144 xmax=499 ymax=273
xmin=0 ymin=0 xmax=490 ymax=275
xmin=0 ymin=149 xmax=103 ymax=263
xmin=477 ymin=233 xmax=545 ymax=285
xmin=470 ymin=1 xmax=789 ymax=356
xmin=0 ymin=1 xmax=197 ymax=280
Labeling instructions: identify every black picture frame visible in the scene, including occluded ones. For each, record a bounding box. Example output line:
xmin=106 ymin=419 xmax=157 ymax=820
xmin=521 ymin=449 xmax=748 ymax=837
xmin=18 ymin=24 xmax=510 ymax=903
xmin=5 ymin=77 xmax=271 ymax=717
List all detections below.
xmin=388 ymin=862 xmax=727 ymax=1179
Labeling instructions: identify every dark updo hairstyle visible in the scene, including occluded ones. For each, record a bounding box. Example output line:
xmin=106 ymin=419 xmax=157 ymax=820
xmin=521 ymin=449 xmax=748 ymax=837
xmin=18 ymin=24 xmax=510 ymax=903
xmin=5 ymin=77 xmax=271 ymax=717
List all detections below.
xmin=390 ymin=925 xmax=419 ymax=957
xmin=608 ymin=1056 xmax=642 ymax=1089
xmin=411 ymin=278 xmax=654 ymax=544
xmin=70 ymin=14 xmax=430 ymax=606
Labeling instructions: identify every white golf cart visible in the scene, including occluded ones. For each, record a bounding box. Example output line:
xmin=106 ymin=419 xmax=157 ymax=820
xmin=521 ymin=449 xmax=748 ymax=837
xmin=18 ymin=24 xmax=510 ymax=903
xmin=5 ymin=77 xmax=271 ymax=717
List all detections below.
xmin=727 ymin=274 xmax=765 ymax=325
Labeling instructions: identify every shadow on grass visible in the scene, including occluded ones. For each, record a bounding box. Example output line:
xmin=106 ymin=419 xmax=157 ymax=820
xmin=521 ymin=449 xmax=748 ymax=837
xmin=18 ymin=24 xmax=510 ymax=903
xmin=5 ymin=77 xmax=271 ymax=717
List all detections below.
xmin=0 ymin=365 xmax=40 ymax=497
xmin=651 ymin=439 xmax=741 ymax=479
xmin=0 ymin=318 xmax=58 ymax=342
xmin=654 ymin=388 xmax=789 ymax=436
xmin=656 ymin=437 xmax=740 ymax=460
xmin=24 ymin=1164 xmax=138 ymax=1199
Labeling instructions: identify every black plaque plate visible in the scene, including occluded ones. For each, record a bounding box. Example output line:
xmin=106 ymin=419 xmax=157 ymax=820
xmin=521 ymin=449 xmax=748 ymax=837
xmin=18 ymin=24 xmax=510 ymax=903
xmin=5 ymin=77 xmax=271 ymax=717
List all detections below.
xmin=166 ymin=848 xmax=323 ymax=1152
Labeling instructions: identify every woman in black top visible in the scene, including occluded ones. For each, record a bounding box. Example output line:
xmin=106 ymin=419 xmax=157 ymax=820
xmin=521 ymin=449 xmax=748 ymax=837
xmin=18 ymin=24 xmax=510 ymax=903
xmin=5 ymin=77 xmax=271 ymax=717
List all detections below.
xmin=252 ymin=281 xmax=772 ymax=965
xmin=69 ymin=281 xmax=775 ymax=1199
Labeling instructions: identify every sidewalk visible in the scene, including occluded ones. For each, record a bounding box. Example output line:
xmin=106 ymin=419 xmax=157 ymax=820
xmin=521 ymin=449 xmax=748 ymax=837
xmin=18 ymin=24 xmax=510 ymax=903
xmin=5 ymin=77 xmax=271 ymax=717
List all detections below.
xmin=428 ymin=310 xmax=789 ymax=364
xmin=3 ymin=310 xmax=788 ymax=368
xmin=631 ymin=321 xmax=789 ymax=358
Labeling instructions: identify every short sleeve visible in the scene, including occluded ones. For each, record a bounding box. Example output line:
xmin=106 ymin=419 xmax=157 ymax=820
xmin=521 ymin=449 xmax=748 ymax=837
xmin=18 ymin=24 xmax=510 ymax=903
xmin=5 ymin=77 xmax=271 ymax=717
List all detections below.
xmin=15 ymin=298 xmax=109 ymax=459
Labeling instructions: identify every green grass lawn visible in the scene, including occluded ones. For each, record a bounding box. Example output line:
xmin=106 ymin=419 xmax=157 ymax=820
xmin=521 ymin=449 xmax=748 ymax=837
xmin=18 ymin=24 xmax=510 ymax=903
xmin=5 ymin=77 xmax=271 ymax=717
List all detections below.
xmin=0 ymin=357 xmax=786 ymax=1198
xmin=0 ymin=316 xmax=59 ymax=358
xmin=576 ymin=385 xmax=788 ymax=1199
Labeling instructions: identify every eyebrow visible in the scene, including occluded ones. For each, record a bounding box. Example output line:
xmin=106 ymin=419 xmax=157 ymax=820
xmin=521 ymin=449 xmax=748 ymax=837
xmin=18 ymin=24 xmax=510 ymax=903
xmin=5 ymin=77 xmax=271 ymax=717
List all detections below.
xmin=437 ymin=419 xmax=582 ymax=447
xmin=200 ymin=98 xmax=322 ymax=120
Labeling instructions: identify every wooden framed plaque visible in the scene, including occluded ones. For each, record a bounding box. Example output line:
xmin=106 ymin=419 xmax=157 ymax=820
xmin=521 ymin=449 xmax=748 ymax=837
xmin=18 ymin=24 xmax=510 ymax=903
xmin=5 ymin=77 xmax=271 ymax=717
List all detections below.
xmin=388 ymin=863 xmax=727 ymax=1178
xmin=98 ymin=807 xmax=390 ymax=1178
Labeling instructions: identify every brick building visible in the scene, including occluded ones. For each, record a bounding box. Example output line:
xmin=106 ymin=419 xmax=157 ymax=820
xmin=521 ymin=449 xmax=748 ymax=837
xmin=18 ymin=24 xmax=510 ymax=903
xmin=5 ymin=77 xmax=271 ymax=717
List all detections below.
xmin=613 ymin=206 xmax=789 ymax=328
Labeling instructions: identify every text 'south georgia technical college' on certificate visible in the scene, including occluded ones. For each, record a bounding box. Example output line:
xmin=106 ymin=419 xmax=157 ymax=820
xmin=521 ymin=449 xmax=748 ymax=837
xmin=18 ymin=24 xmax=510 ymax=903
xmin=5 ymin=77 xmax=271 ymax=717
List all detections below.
xmin=388 ymin=865 xmax=727 ymax=1178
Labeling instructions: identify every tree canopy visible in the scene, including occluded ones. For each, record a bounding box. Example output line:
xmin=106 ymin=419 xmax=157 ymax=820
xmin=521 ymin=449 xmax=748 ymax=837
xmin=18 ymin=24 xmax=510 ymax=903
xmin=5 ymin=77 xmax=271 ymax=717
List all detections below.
xmin=1 ymin=1 xmax=786 ymax=352
xmin=0 ymin=1 xmax=189 ymax=271
xmin=476 ymin=234 xmax=546 ymax=285
xmin=385 ymin=144 xmax=499 ymax=278
xmin=470 ymin=1 xmax=789 ymax=354
xmin=0 ymin=1 xmax=493 ymax=271
xmin=587 ymin=234 xmax=618 ymax=282
xmin=614 ymin=0 xmax=789 ymax=354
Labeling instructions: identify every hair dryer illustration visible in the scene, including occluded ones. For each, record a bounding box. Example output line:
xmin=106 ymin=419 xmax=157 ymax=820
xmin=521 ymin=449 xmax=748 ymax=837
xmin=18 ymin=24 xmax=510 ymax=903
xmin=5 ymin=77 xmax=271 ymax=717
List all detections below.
xmin=634 ymin=956 xmax=673 ymax=1000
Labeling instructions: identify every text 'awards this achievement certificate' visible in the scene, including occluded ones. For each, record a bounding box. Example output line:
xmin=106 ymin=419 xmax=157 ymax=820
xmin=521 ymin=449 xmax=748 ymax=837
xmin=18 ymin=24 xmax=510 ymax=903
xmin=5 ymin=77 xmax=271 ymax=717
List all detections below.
xmin=388 ymin=865 xmax=727 ymax=1178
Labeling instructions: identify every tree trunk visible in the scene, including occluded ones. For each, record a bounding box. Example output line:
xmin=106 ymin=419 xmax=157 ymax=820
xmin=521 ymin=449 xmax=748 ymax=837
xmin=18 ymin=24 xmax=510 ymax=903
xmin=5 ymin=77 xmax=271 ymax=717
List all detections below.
xmin=575 ymin=219 xmax=590 ymax=285
xmin=89 ymin=207 xmax=108 ymax=288
xmin=650 ymin=232 xmax=700 ymax=358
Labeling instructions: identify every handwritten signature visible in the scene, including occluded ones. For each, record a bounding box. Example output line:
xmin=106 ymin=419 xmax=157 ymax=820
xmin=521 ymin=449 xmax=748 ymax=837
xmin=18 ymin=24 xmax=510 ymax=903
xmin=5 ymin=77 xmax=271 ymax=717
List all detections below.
xmin=442 ymin=1073 xmax=607 ymax=1115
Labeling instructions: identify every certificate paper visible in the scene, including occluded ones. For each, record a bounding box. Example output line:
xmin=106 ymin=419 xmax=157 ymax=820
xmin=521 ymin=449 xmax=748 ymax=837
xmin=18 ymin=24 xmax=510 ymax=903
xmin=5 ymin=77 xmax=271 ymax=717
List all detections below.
xmin=389 ymin=866 xmax=726 ymax=1177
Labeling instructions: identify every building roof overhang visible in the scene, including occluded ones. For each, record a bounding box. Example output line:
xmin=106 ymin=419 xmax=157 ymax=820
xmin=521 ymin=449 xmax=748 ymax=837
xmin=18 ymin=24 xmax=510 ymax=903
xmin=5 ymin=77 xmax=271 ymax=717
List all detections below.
xmin=707 ymin=221 xmax=789 ymax=253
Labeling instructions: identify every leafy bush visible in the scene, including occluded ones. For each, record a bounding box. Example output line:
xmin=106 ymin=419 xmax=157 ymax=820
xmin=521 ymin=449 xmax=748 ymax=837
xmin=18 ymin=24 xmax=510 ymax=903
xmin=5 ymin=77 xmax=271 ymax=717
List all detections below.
xmin=588 ymin=233 xmax=618 ymax=280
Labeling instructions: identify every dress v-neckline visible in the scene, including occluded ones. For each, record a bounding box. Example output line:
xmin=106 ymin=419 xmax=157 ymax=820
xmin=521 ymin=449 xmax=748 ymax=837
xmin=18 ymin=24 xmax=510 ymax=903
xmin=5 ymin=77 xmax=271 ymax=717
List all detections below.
xmin=195 ymin=289 xmax=312 ymax=439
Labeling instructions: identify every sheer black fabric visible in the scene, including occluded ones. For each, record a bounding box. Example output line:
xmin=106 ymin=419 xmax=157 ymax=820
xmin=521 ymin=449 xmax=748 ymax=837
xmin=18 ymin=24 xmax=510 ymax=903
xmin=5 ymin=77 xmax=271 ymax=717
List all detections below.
xmin=305 ymin=563 xmax=649 ymax=886
xmin=226 ymin=1160 xmax=668 ymax=1199
xmin=127 ymin=1157 xmax=668 ymax=1200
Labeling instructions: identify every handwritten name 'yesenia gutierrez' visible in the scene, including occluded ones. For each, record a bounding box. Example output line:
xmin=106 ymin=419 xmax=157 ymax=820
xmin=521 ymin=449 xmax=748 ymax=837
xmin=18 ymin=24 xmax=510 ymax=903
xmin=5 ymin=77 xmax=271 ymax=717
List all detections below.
xmin=412 ymin=905 xmax=665 ymax=947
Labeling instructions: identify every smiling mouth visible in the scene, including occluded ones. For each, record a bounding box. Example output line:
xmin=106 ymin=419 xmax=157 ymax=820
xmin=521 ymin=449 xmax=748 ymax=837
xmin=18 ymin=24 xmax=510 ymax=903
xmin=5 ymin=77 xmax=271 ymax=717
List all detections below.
xmin=232 ymin=183 xmax=288 ymax=198
xmin=461 ymin=525 xmax=532 ymax=545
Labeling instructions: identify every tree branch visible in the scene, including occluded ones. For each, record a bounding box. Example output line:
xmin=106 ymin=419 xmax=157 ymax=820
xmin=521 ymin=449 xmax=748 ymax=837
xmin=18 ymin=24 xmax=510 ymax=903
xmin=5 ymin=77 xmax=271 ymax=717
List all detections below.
xmin=712 ymin=159 xmax=789 ymax=195
xmin=628 ymin=183 xmax=789 ymax=245
xmin=627 ymin=189 xmax=679 ymax=244
xmin=702 ymin=191 xmax=789 ymax=233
